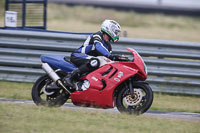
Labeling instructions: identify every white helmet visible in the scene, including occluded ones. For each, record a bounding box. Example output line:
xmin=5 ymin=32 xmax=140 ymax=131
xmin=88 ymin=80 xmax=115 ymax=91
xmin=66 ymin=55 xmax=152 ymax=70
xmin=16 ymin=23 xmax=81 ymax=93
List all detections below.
xmin=101 ymin=20 xmax=121 ymax=42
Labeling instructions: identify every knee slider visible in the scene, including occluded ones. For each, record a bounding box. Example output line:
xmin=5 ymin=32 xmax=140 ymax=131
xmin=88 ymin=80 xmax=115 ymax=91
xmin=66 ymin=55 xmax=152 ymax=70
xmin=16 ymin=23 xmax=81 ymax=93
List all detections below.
xmin=88 ymin=58 xmax=100 ymax=69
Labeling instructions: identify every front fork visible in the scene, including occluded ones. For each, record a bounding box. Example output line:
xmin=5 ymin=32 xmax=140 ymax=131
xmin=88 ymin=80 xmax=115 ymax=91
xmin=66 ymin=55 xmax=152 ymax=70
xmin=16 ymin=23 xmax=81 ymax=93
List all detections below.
xmin=128 ymin=78 xmax=135 ymax=98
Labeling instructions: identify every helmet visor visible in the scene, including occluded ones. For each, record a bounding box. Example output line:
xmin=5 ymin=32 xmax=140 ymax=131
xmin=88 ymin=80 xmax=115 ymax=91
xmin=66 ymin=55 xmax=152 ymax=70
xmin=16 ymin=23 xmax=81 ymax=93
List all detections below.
xmin=114 ymin=30 xmax=120 ymax=38
xmin=111 ymin=25 xmax=120 ymax=40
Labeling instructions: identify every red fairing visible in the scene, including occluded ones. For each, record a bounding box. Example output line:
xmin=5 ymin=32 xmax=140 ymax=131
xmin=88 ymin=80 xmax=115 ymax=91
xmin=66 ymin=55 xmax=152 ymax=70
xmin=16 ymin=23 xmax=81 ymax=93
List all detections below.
xmin=71 ymin=62 xmax=138 ymax=108
xmin=70 ymin=48 xmax=147 ymax=108
xmin=126 ymin=48 xmax=147 ymax=80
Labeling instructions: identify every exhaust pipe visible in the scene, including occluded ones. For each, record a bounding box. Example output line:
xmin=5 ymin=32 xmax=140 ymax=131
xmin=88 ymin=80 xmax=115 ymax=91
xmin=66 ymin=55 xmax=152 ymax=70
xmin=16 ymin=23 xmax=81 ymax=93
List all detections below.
xmin=42 ymin=63 xmax=60 ymax=82
xmin=42 ymin=63 xmax=71 ymax=94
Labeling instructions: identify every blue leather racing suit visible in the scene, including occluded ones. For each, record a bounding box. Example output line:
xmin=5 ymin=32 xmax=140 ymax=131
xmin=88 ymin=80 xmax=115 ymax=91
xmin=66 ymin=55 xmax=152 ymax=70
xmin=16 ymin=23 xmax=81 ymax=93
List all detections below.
xmin=70 ymin=31 xmax=112 ymax=68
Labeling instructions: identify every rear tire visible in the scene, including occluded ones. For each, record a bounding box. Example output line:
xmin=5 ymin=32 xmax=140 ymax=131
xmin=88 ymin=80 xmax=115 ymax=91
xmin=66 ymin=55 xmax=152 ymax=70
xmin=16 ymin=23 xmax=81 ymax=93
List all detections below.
xmin=32 ymin=72 xmax=70 ymax=107
xmin=116 ymin=81 xmax=153 ymax=115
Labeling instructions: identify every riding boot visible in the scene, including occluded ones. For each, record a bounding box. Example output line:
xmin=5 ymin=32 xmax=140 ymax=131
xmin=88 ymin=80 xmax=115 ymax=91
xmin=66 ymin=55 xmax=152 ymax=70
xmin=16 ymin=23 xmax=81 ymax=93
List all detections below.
xmin=64 ymin=68 xmax=81 ymax=88
xmin=65 ymin=62 xmax=91 ymax=88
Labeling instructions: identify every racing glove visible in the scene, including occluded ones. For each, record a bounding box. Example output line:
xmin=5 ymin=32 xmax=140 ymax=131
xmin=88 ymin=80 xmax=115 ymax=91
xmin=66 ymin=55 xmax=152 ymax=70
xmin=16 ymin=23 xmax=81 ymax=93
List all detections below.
xmin=109 ymin=54 xmax=120 ymax=61
xmin=109 ymin=54 xmax=128 ymax=61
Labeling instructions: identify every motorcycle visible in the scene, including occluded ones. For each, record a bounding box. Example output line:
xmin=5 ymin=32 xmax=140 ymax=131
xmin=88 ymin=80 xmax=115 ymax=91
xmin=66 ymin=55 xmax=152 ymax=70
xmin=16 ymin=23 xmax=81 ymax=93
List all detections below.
xmin=32 ymin=48 xmax=153 ymax=115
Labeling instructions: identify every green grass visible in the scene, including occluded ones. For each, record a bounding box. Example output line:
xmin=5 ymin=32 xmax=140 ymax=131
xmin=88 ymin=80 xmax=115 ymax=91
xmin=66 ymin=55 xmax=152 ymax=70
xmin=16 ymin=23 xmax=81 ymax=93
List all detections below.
xmin=0 ymin=81 xmax=200 ymax=113
xmin=47 ymin=4 xmax=200 ymax=42
xmin=1 ymin=3 xmax=200 ymax=42
xmin=0 ymin=81 xmax=32 ymax=100
xmin=0 ymin=102 xmax=199 ymax=133
xmin=0 ymin=0 xmax=5 ymax=27
xmin=48 ymin=4 xmax=200 ymax=29
xmin=151 ymin=93 xmax=200 ymax=113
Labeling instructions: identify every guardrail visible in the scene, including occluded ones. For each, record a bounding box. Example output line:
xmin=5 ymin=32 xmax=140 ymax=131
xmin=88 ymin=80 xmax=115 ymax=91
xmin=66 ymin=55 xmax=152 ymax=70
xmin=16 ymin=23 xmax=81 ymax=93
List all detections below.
xmin=0 ymin=29 xmax=200 ymax=95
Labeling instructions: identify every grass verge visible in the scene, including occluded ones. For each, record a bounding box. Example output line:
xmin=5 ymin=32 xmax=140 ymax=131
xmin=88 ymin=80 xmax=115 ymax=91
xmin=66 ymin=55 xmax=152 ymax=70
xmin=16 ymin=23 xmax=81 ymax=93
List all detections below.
xmin=0 ymin=102 xmax=199 ymax=133
xmin=0 ymin=81 xmax=32 ymax=100
xmin=0 ymin=81 xmax=200 ymax=113
xmin=47 ymin=4 xmax=200 ymax=42
xmin=1 ymin=3 xmax=200 ymax=42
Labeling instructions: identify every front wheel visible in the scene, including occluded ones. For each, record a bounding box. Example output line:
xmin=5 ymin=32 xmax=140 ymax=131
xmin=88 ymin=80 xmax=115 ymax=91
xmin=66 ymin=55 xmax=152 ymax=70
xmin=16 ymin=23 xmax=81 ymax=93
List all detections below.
xmin=116 ymin=81 xmax=153 ymax=115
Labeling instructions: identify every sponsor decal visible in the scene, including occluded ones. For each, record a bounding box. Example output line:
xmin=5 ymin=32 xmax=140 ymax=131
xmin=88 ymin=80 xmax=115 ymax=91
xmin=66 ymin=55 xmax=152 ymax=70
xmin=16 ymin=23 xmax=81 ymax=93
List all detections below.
xmin=113 ymin=71 xmax=123 ymax=82
xmin=114 ymin=78 xmax=120 ymax=82
xmin=92 ymin=76 xmax=98 ymax=81
xmin=117 ymin=71 xmax=123 ymax=78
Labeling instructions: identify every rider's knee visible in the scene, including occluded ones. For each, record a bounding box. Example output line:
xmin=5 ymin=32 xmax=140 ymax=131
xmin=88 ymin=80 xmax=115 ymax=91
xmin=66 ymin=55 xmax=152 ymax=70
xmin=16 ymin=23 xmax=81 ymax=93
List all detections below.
xmin=87 ymin=58 xmax=100 ymax=70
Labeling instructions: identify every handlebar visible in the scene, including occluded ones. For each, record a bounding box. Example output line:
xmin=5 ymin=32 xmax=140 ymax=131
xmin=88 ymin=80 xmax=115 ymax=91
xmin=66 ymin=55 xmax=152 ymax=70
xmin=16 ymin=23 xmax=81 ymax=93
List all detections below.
xmin=117 ymin=56 xmax=129 ymax=61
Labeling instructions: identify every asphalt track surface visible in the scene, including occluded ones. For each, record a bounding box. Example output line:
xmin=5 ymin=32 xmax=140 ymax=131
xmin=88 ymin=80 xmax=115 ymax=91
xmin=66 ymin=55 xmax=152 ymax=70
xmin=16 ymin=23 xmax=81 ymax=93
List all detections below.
xmin=1 ymin=98 xmax=200 ymax=122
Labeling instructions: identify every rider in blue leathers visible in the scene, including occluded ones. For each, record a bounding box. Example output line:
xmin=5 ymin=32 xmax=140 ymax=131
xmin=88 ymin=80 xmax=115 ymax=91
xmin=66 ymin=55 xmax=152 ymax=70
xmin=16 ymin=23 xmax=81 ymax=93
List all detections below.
xmin=65 ymin=20 xmax=121 ymax=88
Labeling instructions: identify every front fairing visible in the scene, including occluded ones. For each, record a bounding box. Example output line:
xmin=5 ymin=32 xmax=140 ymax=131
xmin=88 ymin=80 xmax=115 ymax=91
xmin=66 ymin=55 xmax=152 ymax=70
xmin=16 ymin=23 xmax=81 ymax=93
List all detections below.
xmin=126 ymin=48 xmax=147 ymax=80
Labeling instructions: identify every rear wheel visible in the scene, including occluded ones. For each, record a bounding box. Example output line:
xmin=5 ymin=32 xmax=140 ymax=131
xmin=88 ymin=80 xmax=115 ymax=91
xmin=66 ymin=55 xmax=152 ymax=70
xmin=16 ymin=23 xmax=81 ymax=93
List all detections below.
xmin=116 ymin=81 xmax=153 ymax=115
xmin=32 ymin=72 xmax=70 ymax=107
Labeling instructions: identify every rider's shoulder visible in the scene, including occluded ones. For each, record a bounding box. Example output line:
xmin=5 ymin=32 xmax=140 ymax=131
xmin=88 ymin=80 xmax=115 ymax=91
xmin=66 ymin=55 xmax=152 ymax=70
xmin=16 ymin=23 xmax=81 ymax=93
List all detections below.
xmin=92 ymin=31 xmax=103 ymax=41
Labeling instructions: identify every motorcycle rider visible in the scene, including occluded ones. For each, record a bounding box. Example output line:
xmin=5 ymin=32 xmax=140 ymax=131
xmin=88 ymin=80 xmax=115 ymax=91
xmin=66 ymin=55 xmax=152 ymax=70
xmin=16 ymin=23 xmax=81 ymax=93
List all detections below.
xmin=65 ymin=19 xmax=121 ymax=89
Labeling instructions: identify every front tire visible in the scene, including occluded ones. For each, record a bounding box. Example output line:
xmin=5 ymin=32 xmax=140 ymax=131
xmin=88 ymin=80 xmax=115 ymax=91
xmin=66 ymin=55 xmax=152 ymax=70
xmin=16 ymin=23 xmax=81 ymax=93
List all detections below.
xmin=116 ymin=81 xmax=153 ymax=115
xmin=32 ymin=72 xmax=70 ymax=107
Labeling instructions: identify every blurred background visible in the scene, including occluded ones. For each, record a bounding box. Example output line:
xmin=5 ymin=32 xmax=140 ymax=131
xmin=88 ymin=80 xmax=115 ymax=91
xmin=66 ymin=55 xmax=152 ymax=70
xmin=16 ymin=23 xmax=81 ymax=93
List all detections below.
xmin=0 ymin=2 xmax=200 ymax=132
xmin=0 ymin=0 xmax=200 ymax=42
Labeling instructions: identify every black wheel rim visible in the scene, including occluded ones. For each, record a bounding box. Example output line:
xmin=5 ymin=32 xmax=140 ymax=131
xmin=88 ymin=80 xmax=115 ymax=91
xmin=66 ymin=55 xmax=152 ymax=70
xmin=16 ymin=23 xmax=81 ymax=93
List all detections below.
xmin=120 ymin=85 xmax=150 ymax=114
xmin=37 ymin=77 xmax=65 ymax=105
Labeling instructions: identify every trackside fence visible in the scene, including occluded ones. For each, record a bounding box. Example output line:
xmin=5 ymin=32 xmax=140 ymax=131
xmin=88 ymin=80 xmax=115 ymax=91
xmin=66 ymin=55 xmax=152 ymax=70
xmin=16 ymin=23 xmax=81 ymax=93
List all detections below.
xmin=0 ymin=29 xmax=200 ymax=95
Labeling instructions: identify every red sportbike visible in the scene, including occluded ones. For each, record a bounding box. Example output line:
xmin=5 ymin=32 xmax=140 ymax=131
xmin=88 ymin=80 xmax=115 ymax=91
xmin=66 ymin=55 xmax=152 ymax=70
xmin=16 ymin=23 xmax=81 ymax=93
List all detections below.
xmin=32 ymin=48 xmax=153 ymax=114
